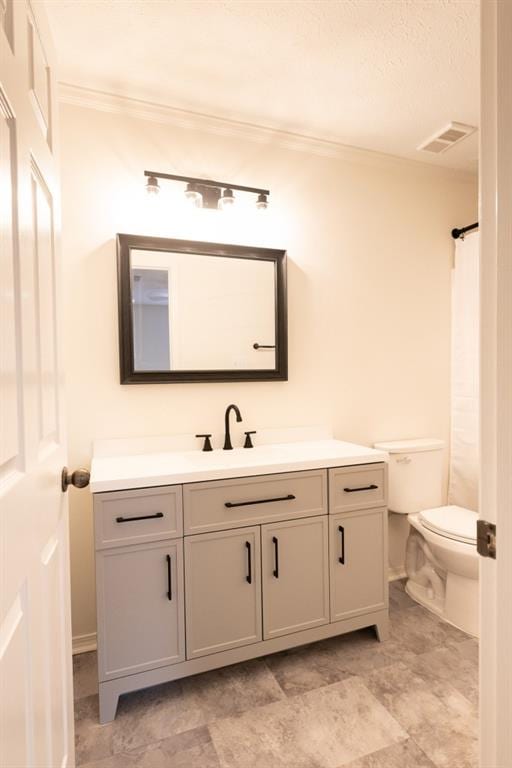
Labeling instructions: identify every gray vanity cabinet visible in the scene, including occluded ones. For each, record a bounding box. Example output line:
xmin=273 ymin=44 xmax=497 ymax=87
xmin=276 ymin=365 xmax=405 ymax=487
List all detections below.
xmin=96 ymin=539 xmax=185 ymax=681
xmin=329 ymin=508 xmax=387 ymax=623
xmin=93 ymin=462 xmax=388 ymax=724
xmin=184 ymin=526 xmax=262 ymax=659
xmin=261 ymin=516 xmax=329 ymax=640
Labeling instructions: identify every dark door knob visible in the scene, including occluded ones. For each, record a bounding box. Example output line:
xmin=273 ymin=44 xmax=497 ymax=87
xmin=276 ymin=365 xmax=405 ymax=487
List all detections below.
xmin=61 ymin=467 xmax=90 ymax=492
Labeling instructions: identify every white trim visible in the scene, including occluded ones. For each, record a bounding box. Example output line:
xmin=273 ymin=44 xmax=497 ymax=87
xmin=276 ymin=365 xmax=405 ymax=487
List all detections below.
xmin=57 ymin=82 xmax=476 ymax=181
xmin=72 ymin=632 xmax=97 ymax=655
xmin=388 ymin=567 xmax=407 ymax=582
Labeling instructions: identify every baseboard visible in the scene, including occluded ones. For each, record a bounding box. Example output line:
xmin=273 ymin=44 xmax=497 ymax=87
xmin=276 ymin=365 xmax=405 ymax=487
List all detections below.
xmin=72 ymin=632 xmax=97 ymax=655
xmin=388 ymin=567 xmax=407 ymax=582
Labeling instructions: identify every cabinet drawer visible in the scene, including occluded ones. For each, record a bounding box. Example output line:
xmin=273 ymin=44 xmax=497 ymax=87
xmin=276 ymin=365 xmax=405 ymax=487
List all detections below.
xmin=329 ymin=463 xmax=387 ymax=513
xmin=94 ymin=486 xmax=183 ymax=549
xmin=183 ymin=470 xmax=327 ymax=534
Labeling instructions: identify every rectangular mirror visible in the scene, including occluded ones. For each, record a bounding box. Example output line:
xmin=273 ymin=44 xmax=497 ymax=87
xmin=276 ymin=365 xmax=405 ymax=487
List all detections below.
xmin=117 ymin=234 xmax=287 ymax=383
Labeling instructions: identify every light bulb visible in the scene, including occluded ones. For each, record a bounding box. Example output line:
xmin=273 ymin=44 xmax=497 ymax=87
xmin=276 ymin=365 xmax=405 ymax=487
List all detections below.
xmin=218 ymin=188 xmax=235 ymax=210
xmin=185 ymin=182 xmax=203 ymax=208
xmin=256 ymin=193 xmax=268 ymax=210
xmin=145 ymin=176 xmax=159 ymax=195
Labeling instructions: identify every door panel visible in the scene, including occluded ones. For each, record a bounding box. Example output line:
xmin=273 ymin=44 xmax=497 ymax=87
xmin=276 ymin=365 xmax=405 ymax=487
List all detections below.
xmin=97 ymin=540 xmax=185 ymax=680
xmin=262 ymin=516 xmax=329 ymax=640
xmin=184 ymin=527 xmax=262 ymax=659
xmin=330 ymin=509 xmax=387 ymax=623
xmin=0 ymin=2 xmax=73 ymax=766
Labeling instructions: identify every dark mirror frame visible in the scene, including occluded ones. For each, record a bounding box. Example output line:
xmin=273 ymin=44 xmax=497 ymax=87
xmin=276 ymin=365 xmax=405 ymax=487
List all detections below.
xmin=117 ymin=233 xmax=288 ymax=384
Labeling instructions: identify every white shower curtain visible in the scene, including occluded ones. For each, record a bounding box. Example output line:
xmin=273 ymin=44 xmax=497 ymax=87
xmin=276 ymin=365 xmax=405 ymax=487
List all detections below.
xmin=448 ymin=232 xmax=479 ymax=511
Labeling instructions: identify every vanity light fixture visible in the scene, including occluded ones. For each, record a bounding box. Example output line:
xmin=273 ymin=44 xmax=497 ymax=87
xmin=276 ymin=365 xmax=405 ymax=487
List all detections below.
xmin=143 ymin=170 xmax=270 ymax=211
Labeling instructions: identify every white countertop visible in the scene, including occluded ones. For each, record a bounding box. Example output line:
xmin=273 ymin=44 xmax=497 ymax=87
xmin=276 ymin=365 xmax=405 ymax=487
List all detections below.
xmin=90 ymin=434 xmax=387 ymax=493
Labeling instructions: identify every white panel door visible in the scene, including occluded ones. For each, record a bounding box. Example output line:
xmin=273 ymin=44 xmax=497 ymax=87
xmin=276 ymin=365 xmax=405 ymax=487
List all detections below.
xmin=0 ymin=4 xmax=74 ymax=768
xmin=184 ymin=527 xmax=262 ymax=659
xmin=480 ymin=3 xmax=512 ymax=766
xmin=261 ymin=516 xmax=329 ymax=640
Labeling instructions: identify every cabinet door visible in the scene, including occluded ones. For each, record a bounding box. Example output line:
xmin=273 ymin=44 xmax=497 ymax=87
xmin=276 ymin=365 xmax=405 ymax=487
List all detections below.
xmin=330 ymin=508 xmax=387 ymax=623
xmin=184 ymin=527 xmax=262 ymax=659
xmin=96 ymin=540 xmax=185 ymax=681
xmin=262 ymin=516 xmax=329 ymax=640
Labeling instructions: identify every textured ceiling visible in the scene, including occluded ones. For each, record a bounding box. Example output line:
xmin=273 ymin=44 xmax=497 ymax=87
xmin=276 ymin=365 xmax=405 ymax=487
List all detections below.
xmin=44 ymin=0 xmax=479 ymax=171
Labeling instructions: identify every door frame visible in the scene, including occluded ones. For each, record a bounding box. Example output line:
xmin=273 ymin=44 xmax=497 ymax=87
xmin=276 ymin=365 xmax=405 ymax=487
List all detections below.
xmin=479 ymin=1 xmax=512 ymax=765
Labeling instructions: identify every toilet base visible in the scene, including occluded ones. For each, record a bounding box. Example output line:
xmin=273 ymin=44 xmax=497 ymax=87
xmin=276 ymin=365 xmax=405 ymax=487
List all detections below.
xmin=405 ymin=580 xmax=444 ymax=618
xmin=406 ymin=575 xmax=479 ymax=638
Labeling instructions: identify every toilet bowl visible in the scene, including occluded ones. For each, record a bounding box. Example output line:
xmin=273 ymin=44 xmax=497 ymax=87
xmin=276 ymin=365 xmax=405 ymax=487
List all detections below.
xmin=373 ymin=438 xmax=479 ymax=638
xmin=406 ymin=505 xmax=479 ymax=637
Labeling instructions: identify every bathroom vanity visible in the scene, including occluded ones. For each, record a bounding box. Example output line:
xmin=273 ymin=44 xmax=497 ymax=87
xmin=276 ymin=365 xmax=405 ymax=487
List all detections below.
xmin=90 ymin=433 xmax=389 ymax=722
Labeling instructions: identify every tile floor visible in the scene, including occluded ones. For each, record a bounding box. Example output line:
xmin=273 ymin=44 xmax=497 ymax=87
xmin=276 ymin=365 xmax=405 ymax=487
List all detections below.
xmin=73 ymin=581 xmax=478 ymax=768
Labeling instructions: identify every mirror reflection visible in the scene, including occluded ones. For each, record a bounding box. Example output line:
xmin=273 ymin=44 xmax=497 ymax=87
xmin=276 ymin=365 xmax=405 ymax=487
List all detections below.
xmin=130 ymin=249 xmax=277 ymax=372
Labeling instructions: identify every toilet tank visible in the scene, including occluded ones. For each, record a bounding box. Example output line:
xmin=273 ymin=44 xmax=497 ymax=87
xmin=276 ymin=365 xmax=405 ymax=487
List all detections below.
xmin=373 ymin=438 xmax=445 ymax=514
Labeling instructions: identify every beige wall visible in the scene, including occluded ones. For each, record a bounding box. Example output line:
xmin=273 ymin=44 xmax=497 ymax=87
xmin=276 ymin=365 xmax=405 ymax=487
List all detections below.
xmin=59 ymin=100 xmax=477 ymax=643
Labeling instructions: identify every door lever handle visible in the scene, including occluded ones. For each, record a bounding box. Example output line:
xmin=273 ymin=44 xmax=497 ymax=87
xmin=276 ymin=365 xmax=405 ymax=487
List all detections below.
xmin=61 ymin=467 xmax=90 ymax=492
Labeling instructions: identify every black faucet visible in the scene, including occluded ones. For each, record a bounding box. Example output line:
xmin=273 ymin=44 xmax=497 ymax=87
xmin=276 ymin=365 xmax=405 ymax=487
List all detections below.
xmin=223 ymin=404 xmax=242 ymax=450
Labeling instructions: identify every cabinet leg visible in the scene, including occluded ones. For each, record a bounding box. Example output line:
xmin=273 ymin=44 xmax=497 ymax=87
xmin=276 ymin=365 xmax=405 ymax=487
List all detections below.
xmin=375 ymin=618 xmax=390 ymax=642
xmin=98 ymin=683 xmax=120 ymax=724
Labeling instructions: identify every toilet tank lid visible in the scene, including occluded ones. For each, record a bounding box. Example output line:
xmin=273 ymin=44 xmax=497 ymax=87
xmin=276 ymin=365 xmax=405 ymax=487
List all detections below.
xmin=373 ymin=438 xmax=444 ymax=454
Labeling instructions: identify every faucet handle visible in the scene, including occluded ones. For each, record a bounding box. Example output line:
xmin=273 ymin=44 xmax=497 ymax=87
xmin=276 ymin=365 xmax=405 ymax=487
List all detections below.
xmin=243 ymin=431 xmax=256 ymax=449
xmin=196 ymin=434 xmax=213 ymax=452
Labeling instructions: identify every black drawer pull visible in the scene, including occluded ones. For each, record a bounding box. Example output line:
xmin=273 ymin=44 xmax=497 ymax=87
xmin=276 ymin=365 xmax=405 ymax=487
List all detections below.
xmin=166 ymin=554 xmax=172 ymax=600
xmin=343 ymin=484 xmax=378 ymax=493
xmin=272 ymin=536 xmax=279 ymax=578
xmin=225 ymin=494 xmax=295 ymax=509
xmin=338 ymin=525 xmax=345 ymax=564
xmin=116 ymin=512 xmax=164 ymax=523
xmin=245 ymin=541 xmax=252 ymax=584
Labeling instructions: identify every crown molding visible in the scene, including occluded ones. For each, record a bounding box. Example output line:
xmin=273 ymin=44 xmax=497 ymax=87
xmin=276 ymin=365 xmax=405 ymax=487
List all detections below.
xmin=58 ymin=82 xmax=477 ymax=181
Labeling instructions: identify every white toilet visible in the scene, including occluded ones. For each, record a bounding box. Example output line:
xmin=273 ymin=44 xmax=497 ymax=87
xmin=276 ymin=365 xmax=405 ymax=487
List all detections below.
xmin=374 ymin=438 xmax=479 ymax=637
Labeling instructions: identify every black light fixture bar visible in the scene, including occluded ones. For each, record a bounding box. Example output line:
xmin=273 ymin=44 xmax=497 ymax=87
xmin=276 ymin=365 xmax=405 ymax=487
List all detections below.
xmin=144 ymin=170 xmax=269 ymax=197
xmin=451 ymin=222 xmax=479 ymax=239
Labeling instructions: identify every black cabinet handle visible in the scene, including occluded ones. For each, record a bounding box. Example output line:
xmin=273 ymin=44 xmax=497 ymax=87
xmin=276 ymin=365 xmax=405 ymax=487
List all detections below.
xmin=225 ymin=494 xmax=295 ymax=509
xmin=245 ymin=541 xmax=252 ymax=584
xmin=116 ymin=512 xmax=164 ymax=523
xmin=166 ymin=554 xmax=172 ymax=600
xmin=343 ymin=484 xmax=378 ymax=493
xmin=338 ymin=525 xmax=345 ymax=564
xmin=272 ymin=536 xmax=279 ymax=578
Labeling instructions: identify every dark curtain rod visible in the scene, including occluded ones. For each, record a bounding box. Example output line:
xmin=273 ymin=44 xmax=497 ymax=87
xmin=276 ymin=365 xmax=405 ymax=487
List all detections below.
xmin=451 ymin=222 xmax=479 ymax=239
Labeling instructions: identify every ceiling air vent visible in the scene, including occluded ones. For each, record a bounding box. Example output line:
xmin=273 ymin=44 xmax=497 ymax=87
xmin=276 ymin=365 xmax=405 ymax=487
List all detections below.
xmin=418 ymin=122 xmax=476 ymax=154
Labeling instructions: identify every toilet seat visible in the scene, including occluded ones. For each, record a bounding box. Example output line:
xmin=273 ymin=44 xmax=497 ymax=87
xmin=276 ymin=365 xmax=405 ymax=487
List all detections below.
xmin=419 ymin=505 xmax=477 ymax=545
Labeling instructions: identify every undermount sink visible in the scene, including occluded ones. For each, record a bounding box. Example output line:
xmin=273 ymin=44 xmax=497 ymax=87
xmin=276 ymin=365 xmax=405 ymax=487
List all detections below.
xmin=90 ymin=427 xmax=387 ymax=493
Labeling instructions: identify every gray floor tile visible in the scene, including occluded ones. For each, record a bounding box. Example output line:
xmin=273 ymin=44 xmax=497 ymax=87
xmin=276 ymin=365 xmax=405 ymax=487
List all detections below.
xmin=264 ymin=638 xmax=354 ymax=697
xmin=343 ymin=738 xmax=436 ymax=767
xmin=389 ymin=604 xmax=469 ymax=655
xmin=79 ymin=730 xmax=219 ymax=768
xmin=331 ymin=627 xmax=417 ymax=676
xmin=210 ymin=676 xmax=407 ymax=768
xmin=182 ymin=658 xmax=285 ymax=721
xmin=111 ymin=679 xmax=205 ymax=753
xmin=365 ymin=662 xmax=478 ymax=768
xmin=74 ymin=695 xmax=113 ymax=766
xmin=73 ymin=593 xmax=478 ymax=768
xmin=73 ymin=652 xmax=98 ymax=701
xmin=408 ymin=644 xmax=478 ymax=706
